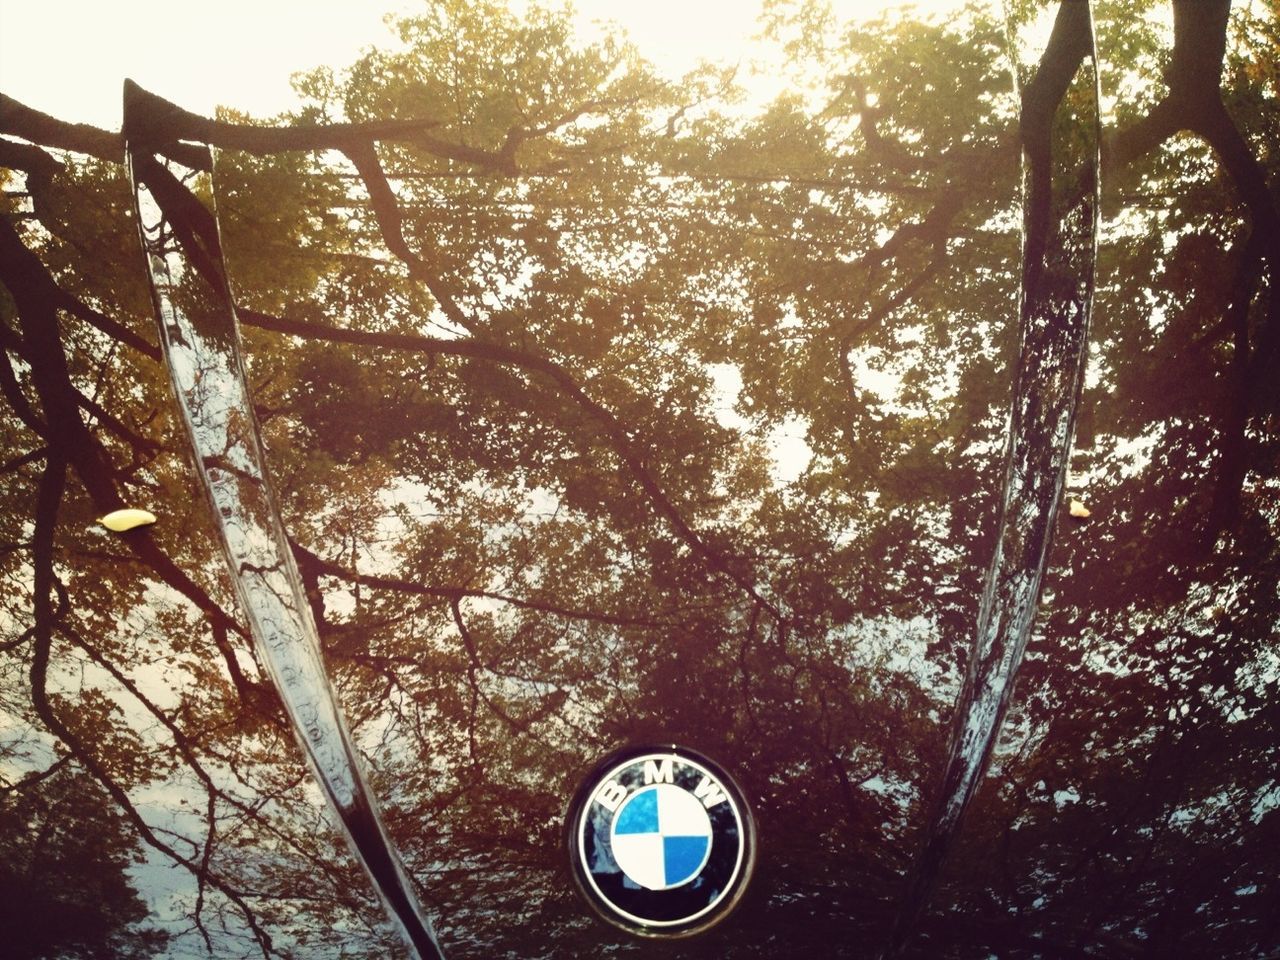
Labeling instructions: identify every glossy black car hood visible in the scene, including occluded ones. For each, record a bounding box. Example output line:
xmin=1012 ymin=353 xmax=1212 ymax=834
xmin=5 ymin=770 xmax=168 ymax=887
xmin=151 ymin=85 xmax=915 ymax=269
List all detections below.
xmin=1 ymin=1 xmax=1277 ymax=958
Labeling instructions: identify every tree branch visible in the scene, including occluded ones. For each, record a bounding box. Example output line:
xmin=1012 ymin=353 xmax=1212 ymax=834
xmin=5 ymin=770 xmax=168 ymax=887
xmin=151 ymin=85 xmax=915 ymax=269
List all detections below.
xmin=291 ymin=538 xmax=668 ymax=628
xmin=237 ymin=305 xmax=781 ymax=617
xmin=123 ymin=80 xmax=509 ymax=172
xmin=343 ymin=141 xmax=478 ymax=333
xmin=1 ymin=92 xmax=208 ymax=168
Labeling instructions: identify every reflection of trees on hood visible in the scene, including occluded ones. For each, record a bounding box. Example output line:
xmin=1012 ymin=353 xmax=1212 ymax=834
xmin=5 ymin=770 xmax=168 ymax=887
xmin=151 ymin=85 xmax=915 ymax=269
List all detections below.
xmin=0 ymin=764 xmax=169 ymax=958
xmin=1 ymin=1 xmax=1277 ymax=957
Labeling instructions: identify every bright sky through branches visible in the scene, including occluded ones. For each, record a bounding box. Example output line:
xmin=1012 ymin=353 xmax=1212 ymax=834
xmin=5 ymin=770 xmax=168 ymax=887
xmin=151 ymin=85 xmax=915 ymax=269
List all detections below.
xmin=0 ymin=0 xmax=968 ymax=129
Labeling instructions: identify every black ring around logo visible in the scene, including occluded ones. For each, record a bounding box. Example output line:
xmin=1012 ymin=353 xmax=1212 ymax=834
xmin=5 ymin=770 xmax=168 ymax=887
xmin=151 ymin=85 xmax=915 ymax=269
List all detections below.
xmin=566 ymin=745 xmax=756 ymax=937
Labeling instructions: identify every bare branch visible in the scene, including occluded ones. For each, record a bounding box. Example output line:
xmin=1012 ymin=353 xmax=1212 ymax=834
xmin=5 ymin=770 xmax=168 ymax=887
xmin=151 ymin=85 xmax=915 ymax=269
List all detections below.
xmin=124 ymin=81 xmax=510 ymax=172
xmin=1 ymin=92 xmax=208 ymax=168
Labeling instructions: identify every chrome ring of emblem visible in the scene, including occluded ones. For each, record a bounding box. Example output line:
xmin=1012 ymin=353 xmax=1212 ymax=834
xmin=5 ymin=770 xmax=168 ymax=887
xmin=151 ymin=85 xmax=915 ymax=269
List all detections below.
xmin=566 ymin=745 xmax=757 ymax=937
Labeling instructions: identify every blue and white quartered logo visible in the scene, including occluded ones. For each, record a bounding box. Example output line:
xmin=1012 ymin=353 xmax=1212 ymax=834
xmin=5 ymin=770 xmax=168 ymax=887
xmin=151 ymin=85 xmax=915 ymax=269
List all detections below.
xmin=568 ymin=748 xmax=755 ymax=936
xmin=611 ymin=782 xmax=712 ymax=889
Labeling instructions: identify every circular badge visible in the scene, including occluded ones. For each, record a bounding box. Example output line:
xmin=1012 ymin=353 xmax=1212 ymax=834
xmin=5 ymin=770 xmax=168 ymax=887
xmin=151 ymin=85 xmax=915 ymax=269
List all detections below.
xmin=566 ymin=745 xmax=756 ymax=937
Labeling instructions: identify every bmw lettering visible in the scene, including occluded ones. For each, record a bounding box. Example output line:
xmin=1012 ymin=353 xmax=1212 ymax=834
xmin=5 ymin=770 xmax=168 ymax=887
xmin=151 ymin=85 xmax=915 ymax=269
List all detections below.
xmin=567 ymin=747 xmax=756 ymax=936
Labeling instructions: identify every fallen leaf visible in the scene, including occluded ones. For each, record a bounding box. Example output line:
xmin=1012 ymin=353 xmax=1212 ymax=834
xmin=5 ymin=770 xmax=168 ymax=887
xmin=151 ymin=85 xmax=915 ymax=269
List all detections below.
xmin=1069 ymin=499 xmax=1091 ymax=519
xmin=99 ymin=508 xmax=158 ymax=532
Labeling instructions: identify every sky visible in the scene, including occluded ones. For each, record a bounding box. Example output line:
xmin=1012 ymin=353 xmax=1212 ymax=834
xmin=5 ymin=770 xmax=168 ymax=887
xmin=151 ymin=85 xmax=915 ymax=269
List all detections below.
xmin=0 ymin=0 xmax=967 ymax=130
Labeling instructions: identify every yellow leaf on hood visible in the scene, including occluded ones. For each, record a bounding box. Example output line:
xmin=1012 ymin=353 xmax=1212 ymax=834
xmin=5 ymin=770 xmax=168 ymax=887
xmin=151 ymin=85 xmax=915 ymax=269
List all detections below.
xmin=99 ymin=508 xmax=158 ymax=532
xmin=1069 ymin=499 xmax=1091 ymax=519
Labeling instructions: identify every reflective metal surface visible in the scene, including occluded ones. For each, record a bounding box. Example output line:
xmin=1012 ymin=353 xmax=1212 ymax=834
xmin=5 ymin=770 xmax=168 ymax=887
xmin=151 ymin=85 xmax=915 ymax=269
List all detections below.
xmin=888 ymin=4 xmax=1101 ymax=949
xmin=125 ymin=85 xmax=444 ymax=960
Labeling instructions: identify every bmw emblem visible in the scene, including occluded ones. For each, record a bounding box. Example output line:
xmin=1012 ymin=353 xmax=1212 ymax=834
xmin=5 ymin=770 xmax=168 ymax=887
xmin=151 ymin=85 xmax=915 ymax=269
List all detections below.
xmin=567 ymin=745 xmax=756 ymax=937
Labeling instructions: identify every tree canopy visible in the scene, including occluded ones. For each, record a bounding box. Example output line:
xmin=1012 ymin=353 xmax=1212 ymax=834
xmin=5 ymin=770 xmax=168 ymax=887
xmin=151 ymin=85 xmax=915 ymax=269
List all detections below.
xmin=1 ymin=1 xmax=1277 ymax=957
